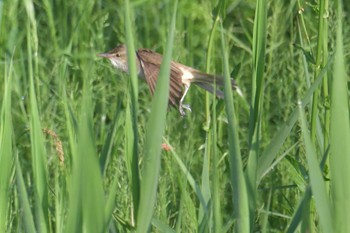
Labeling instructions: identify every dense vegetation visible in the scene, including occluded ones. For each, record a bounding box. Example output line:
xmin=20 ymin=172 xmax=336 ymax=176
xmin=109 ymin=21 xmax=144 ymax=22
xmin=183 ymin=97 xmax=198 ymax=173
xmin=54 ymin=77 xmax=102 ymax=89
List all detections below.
xmin=1 ymin=0 xmax=349 ymax=232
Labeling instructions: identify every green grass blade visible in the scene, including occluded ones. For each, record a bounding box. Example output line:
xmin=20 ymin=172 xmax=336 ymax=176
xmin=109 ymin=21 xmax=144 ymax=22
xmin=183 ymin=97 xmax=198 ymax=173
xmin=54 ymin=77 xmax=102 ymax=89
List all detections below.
xmin=102 ymin=108 xmax=126 ymax=227
xmin=245 ymin=0 xmax=267 ymax=226
xmin=201 ymin=13 xmax=219 ymax=229
xmin=28 ymin=67 xmax=49 ymax=233
xmin=286 ymin=184 xmax=311 ymax=233
xmin=99 ymin=108 xmax=123 ymax=175
xmin=321 ymin=0 xmax=330 ymax=153
xmin=66 ymin=79 xmax=105 ymax=233
xmin=249 ymin=0 xmax=267 ymax=124
xmin=247 ymin=0 xmax=267 ymax=145
xmin=15 ymin=158 xmax=36 ymax=233
xmin=211 ymin=100 xmax=221 ymax=233
xmin=287 ymin=145 xmax=329 ymax=233
xmin=257 ymin=58 xmax=332 ymax=182
xmin=124 ymin=0 xmax=140 ymax=221
xmin=162 ymin=138 xmax=206 ymax=208
xmin=152 ymin=218 xmax=176 ymax=233
xmin=310 ymin=0 xmax=328 ymax=144
xmin=298 ymin=103 xmax=333 ymax=232
xmin=210 ymin=5 xmax=224 ymax=231
xmin=54 ymin=163 xmax=66 ymax=233
xmin=330 ymin=2 xmax=350 ymax=232
xmin=59 ymin=52 xmax=78 ymax=159
xmin=104 ymin=171 xmax=119 ymax=229
xmin=136 ymin=1 xmax=178 ymax=232
xmin=24 ymin=0 xmax=49 ymax=230
xmin=0 ymin=56 xmax=14 ymax=232
xmin=124 ymin=1 xmax=138 ymax=101
xmin=124 ymin=100 xmax=140 ymax=226
xmin=199 ymin=135 xmax=211 ymax=228
xmin=220 ymin=21 xmax=249 ymax=233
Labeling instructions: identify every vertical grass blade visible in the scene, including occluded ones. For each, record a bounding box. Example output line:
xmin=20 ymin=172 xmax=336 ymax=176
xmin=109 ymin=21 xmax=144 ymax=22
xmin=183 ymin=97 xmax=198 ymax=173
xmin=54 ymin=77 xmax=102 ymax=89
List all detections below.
xmin=320 ymin=0 xmax=330 ymax=152
xmin=200 ymin=1 xmax=222 ymax=229
xmin=66 ymin=77 xmax=105 ymax=233
xmin=209 ymin=3 xmax=225 ymax=232
xmin=124 ymin=0 xmax=140 ymax=221
xmin=54 ymin=164 xmax=66 ymax=233
xmin=59 ymin=52 xmax=78 ymax=159
xmin=16 ymin=159 xmax=36 ymax=233
xmin=0 ymin=57 xmax=14 ymax=232
xmin=310 ymin=0 xmax=329 ymax=145
xmin=298 ymin=104 xmax=333 ymax=232
xmin=330 ymin=1 xmax=350 ymax=232
xmin=220 ymin=21 xmax=249 ymax=233
xmin=99 ymin=106 xmax=123 ymax=175
xmin=28 ymin=60 xmax=49 ymax=233
xmin=136 ymin=1 xmax=178 ymax=232
xmin=23 ymin=0 xmax=48 ymax=230
xmin=248 ymin=0 xmax=268 ymax=147
xmin=245 ymin=0 xmax=267 ymax=226
xmin=199 ymin=136 xmax=211 ymax=229
xmin=104 ymin=172 xmax=120 ymax=229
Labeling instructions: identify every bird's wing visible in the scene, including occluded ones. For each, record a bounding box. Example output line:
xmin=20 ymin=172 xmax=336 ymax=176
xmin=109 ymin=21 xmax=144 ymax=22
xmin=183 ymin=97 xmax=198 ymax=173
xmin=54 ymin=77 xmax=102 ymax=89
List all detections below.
xmin=137 ymin=48 xmax=184 ymax=106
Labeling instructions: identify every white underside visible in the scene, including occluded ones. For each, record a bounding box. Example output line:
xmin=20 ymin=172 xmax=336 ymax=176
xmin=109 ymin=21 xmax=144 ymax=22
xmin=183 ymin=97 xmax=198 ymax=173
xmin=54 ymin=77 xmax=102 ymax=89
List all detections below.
xmin=179 ymin=67 xmax=193 ymax=86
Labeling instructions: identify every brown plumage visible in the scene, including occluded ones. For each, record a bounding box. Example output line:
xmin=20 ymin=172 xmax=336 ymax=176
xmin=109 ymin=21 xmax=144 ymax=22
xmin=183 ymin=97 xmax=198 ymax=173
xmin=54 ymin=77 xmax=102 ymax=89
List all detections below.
xmin=98 ymin=44 xmax=239 ymax=116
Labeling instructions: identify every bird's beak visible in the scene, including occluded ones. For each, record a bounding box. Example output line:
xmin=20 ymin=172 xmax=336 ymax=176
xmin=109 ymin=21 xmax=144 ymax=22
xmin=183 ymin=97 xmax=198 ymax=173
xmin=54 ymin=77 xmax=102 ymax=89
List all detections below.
xmin=97 ymin=53 xmax=113 ymax=58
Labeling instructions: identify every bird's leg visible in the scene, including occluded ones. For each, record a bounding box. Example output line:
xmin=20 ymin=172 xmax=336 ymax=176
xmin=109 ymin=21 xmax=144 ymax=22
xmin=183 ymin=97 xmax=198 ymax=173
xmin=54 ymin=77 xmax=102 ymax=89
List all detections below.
xmin=179 ymin=84 xmax=191 ymax=116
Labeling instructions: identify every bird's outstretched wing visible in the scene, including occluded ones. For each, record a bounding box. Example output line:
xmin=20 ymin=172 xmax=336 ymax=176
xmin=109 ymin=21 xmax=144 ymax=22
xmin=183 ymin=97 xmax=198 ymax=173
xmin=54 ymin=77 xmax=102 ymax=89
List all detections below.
xmin=137 ymin=48 xmax=184 ymax=106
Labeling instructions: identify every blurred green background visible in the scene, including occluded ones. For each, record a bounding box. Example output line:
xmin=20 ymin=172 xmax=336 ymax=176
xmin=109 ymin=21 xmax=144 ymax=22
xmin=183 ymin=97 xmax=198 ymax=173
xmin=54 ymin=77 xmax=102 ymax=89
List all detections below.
xmin=1 ymin=0 xmax=349 ymax=232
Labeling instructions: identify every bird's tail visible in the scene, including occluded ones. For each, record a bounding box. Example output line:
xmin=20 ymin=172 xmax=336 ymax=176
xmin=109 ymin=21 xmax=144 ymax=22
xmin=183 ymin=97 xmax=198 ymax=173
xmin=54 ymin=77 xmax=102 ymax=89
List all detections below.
xmin=191 ymin=72 xmax=242 ymax=98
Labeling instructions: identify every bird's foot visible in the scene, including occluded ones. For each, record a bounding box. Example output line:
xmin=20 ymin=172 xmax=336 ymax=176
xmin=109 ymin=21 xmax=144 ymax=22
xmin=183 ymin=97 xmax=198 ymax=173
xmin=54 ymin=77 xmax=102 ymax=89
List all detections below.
xmin=179 ymin=103 xmax=191 ymax=117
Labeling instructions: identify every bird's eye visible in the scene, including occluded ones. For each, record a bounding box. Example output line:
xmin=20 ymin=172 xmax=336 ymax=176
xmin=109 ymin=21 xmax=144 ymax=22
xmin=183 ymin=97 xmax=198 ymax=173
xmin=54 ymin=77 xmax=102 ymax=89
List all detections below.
xmin=116 ymin=53 xmax=121 ymax=57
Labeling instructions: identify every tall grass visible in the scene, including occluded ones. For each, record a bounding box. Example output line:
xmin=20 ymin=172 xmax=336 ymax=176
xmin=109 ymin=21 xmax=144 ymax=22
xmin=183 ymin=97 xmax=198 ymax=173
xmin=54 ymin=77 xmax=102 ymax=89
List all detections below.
xmin=24 ymin=0 xmax=49 ymax=231
xmin=136 ymin=1 xmax=178 ymax=231
xmin=0 ymin=0 xmax=349 ymax=232
xmin=246 ymin=0 xmax=267 ymax=229
xmin=124 ymin=0 xmax=140 ymax=225
xmin=220 ymin=20 xmax=249 ymax=232
xmin=0 ymin=53 xmax=14 ymax=233
xmin=330 ymin=1 xmax=350 ymax=232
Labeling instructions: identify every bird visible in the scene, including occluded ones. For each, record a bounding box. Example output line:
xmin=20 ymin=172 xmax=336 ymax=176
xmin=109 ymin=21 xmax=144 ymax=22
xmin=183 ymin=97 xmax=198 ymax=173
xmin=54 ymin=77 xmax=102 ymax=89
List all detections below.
xmin=98 ymin=44 xmax=239 ymax=116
